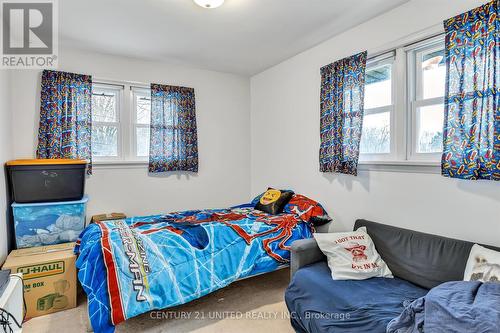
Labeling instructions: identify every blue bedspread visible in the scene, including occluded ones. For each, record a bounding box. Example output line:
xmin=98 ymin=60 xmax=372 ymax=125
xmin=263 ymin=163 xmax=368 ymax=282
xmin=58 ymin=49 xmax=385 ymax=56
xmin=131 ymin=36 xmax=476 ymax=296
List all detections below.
xmin=387 ymin=281 xmax=500 ymax=333
xmin=75 ymin=205 xmax=313 ymax=332
xmin=285 ymin=261 xmax=428 ymax=333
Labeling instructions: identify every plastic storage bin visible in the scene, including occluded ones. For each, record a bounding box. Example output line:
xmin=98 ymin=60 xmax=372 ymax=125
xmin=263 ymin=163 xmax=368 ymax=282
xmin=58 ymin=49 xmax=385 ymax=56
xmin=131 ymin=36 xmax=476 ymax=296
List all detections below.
xmin=12 ymin=196 xmax=88 ymax=248
xmin=6 ymin=159 xmax=87 ymax=203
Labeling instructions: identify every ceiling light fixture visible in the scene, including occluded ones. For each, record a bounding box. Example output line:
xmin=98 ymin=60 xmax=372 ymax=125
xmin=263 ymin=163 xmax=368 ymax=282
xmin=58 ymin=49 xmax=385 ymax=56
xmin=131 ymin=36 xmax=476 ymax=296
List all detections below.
xmin=194 ymin=0 xmax=224 ymax=9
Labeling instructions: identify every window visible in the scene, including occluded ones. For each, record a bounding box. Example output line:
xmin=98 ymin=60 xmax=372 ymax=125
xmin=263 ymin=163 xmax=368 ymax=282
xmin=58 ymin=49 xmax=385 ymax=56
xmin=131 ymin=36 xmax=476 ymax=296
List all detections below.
xmin=132 ymin=88 xmax=151 ymax=158
xmin=92 ymin=85 xmax=122 ymax=159
xmin=359 ymin=35 xmax=445 ymax=165
xmin=91 ymin=82 xmax=151 ymax=162
xmin=360 ymin=53 xmax=395 ymax=160
xmin=408 ymin=42 xmax=445 ymax=160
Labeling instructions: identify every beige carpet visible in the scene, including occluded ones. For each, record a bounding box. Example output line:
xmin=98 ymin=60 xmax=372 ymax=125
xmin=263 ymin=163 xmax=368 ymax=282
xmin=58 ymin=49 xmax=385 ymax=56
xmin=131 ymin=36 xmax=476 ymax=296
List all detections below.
xmin=23 ymin=268 xmax=295 ymax=333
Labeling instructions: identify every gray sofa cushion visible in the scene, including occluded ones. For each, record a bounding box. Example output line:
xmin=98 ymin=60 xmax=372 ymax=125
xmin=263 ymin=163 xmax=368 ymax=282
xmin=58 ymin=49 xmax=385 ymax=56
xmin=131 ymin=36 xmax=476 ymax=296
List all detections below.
xmin=290 ymin=238 xmax=326 ymax=278
xmin=354 ymin=219 xmax=500 ymax=289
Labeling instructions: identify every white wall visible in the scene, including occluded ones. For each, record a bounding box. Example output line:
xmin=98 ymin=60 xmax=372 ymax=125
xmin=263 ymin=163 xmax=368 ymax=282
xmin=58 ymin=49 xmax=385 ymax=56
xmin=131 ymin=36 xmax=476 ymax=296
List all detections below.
xmin=0 ymin=70 xmax=12 ymax=263
xmin=9 ymin=47 xmax=251 ymax=218
xmin=250 ymin=0 xmax=500 ymax=247
xmin=6 ymin=0 xmax=500 ymax=251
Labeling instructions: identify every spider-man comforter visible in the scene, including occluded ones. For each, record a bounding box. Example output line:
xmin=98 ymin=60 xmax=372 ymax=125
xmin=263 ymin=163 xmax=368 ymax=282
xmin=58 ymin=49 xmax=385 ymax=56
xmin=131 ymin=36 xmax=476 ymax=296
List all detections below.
xmin=75 ymin=195 xmax=327 ymax=333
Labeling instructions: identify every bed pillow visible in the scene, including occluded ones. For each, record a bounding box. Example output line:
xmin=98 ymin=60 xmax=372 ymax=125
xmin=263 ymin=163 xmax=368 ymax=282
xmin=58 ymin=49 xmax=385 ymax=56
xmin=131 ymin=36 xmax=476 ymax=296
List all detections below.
xmin=464 ymin=244 xmax=500 ymax=283
xmin=314 ymin=227 xmax=393 ymax=280
xmin=254 ymin=188 xmax=294 ymax=215
xmin=251 ymin=189 xmax=293 ymax=205
xmin=284 ymin=194 xmax=332 ymax=226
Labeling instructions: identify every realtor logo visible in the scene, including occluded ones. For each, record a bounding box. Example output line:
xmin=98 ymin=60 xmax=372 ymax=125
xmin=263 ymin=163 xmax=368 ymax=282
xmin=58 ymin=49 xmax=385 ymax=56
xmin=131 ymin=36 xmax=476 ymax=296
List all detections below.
xmin=1 ymin=0 xmax=58 ymax=68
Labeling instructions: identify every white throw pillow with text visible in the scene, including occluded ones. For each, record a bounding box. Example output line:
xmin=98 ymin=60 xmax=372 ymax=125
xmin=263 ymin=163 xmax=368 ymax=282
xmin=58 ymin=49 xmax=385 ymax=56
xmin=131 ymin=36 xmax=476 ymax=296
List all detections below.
xmin=314 ymin=227 xmax=393 ymax=280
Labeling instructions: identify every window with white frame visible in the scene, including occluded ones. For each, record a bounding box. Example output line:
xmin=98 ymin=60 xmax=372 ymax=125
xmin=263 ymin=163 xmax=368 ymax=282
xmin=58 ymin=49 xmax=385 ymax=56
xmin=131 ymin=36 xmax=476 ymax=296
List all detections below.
xmin=359 ymin=35 xmax=445 ymax=165
xmin=91 ymin=83 xmax=151 ymax=162
xmin=407 ymin=39 xmax=445 ymax=161
xmin=91 ymin=85 xmax=122 ymax=159
xmin=360 ymin=53 xmax=395 ymax=160
xmin=132 ymin=88 xmax=151 ymax=158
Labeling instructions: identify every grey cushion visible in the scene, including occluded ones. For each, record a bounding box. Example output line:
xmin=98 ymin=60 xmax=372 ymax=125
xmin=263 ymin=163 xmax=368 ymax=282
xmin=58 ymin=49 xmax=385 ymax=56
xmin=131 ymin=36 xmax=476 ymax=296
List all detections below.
xmin=290 ymin=238 xmax=326 ymax=279
xmin=354 ymin=219 xmax=500 ymax=289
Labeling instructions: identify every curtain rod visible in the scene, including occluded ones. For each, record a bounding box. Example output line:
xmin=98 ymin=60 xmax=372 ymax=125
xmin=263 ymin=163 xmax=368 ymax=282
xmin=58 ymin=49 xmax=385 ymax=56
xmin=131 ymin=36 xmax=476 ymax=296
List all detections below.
xmin=402 ymin=31 xmax=446 ymax=50
xmin=367 ymin=31 xmax=445 ymax=61
xmin=93 ymin=78 xmax=150 ymax=90
xmin=93 ymin=81 xmax=125 ymax=88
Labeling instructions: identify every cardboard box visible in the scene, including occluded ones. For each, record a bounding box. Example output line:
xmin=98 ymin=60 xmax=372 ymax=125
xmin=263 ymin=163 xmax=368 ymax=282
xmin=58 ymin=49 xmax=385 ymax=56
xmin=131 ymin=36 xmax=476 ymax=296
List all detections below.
xmin=2 ymin=243 xmax=77 ymax=319
xmin=90 ymin=212 xmax=126 ymax=224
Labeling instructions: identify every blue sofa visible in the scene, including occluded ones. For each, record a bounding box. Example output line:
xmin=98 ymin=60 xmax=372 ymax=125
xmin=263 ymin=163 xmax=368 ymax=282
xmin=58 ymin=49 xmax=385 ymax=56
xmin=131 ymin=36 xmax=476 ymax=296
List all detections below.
xmin=285 ymin=219 xmax=500 ymax=333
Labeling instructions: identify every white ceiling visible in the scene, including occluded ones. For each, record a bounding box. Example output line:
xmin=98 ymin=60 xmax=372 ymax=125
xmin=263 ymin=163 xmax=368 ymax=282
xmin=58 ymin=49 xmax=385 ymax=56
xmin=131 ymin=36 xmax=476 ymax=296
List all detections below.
xmin=59 ymin=0 xmax=410 ymax=76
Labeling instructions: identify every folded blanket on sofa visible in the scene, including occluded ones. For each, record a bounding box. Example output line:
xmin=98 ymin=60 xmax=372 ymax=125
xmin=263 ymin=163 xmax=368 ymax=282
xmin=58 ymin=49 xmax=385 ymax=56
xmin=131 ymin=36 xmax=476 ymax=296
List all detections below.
xmin=387 ymin=281 xmax=500 ymax=333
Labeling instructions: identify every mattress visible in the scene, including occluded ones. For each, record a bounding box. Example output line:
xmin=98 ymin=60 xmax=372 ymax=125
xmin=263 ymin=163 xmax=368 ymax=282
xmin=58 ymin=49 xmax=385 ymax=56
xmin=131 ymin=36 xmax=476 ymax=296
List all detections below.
xmin=76 ymin=205 xmax=314 ymax=332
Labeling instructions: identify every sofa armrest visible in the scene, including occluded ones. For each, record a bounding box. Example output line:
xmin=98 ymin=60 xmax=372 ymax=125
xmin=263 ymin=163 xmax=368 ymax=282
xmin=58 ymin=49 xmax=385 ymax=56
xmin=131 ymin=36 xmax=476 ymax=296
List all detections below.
xmin=290 ymin=238 xmax=326 ymax=279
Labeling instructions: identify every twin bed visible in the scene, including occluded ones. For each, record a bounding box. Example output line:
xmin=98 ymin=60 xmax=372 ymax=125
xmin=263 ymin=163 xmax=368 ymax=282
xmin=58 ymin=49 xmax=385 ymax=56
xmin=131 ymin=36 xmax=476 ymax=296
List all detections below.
xmin=75 ymin=193 xmax=329 ymax=332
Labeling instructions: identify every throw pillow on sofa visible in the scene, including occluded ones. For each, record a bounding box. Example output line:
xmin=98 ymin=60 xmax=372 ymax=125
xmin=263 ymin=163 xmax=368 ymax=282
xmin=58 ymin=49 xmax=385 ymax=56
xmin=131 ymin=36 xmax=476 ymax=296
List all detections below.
xmin=314 ymin=227 xmax=393 ymax=280
xmin=464 ymin=244 xmax=500 ymax=283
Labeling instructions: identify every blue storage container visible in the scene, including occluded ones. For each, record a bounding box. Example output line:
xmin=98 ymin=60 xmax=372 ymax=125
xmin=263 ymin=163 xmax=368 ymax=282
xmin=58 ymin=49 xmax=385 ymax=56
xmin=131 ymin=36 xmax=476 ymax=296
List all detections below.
xmin=12 ymin=196 xmax=88 ymax=248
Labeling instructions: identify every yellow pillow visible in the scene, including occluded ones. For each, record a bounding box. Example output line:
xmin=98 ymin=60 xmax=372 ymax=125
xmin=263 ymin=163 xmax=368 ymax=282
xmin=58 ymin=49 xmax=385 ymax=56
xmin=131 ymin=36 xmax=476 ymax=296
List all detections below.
xmin=254 ymin=188 xmax=294 ymax=215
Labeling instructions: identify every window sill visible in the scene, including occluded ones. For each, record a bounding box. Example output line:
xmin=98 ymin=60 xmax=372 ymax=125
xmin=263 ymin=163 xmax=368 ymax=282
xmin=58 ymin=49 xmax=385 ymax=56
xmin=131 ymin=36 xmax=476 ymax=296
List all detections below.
xmin=93 ymin=160 xmax=148 ymax=170
xmin=91 ymin=160 xmax=441 ymax=172
xmin=358 ymin=160 xmax=440 ymax=174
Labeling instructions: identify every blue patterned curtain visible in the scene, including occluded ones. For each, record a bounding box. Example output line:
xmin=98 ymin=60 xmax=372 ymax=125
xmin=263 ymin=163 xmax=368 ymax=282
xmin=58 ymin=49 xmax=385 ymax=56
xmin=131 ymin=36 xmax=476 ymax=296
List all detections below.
xmin=37 ymin=70 xmax=93 ymax=174
xmin=149 ymin=84 xmax=198 ymax=173
xmin=442 ymin=1 xmax=500 ymax=181
xmin=319 ymin=51 xmax=367 ymax=176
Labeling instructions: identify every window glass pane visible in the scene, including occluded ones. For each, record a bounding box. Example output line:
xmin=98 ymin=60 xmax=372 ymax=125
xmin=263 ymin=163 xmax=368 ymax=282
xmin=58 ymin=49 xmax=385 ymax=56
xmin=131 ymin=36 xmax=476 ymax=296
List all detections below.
xmin=92 ymin=124 xmax=118 ymax=157
xmin=92 ymin=89 xmax=118 ymax=122
xmin=416 ymin=104 xmax=444 ymax=153
xmin=421 ymin=49 xmax=445 ymax=99
xmin=364 ymin=64 xmax=392 ymax=109
xmin=360 ymin=111 xmax=390 ymax=154
xmin=136 ymin=127 xmax=150 ymax=157
xmin=136 ymin=94 xmax=151 ymax=125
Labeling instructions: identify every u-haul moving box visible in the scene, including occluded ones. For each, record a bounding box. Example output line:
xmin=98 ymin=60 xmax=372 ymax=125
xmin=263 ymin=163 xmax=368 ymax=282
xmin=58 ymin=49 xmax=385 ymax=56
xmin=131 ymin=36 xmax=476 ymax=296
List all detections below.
xmin=2 ymin=242 xmax=77 ymax=319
